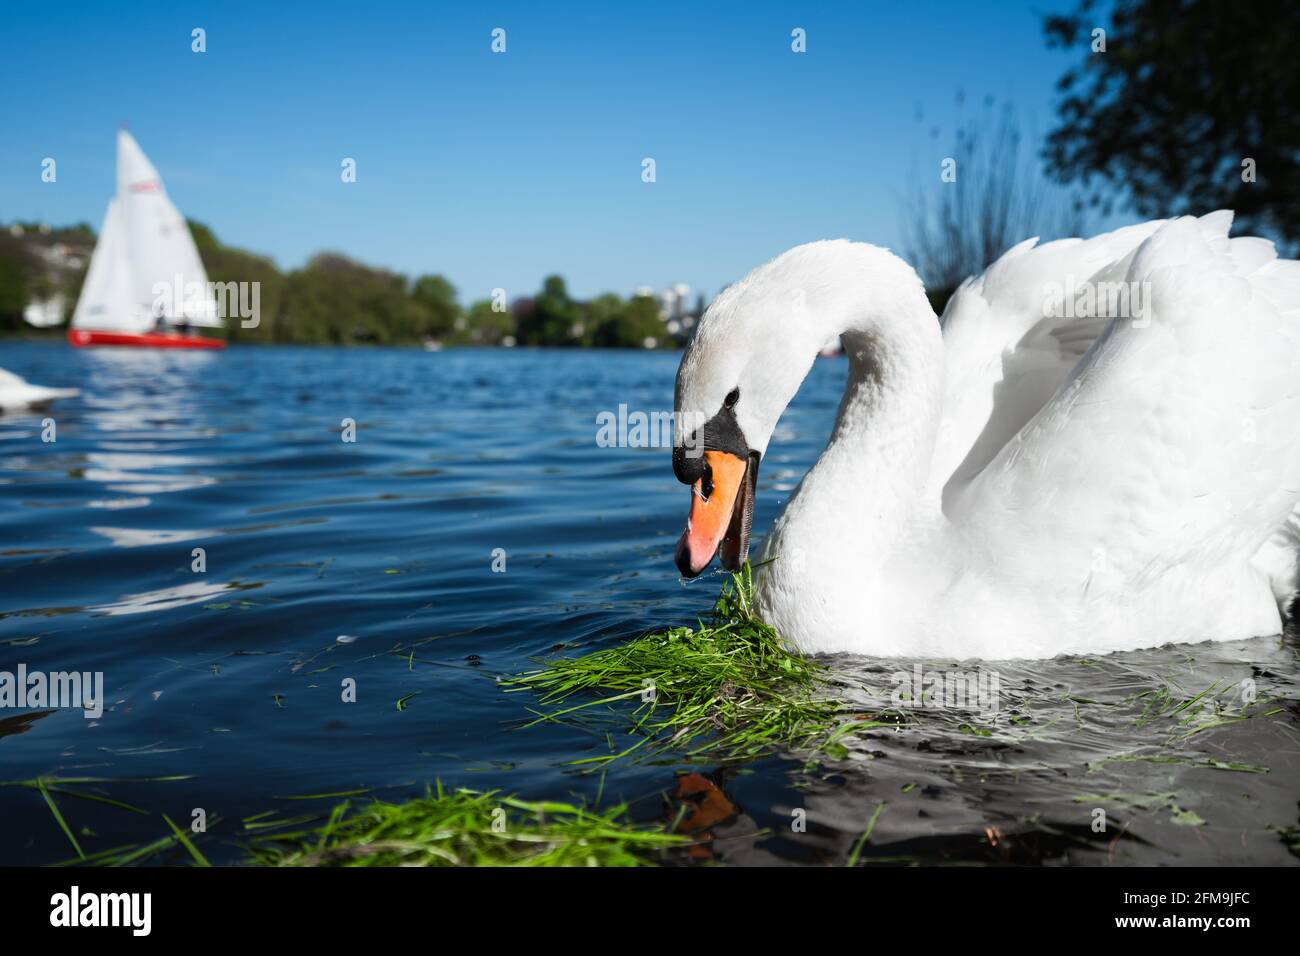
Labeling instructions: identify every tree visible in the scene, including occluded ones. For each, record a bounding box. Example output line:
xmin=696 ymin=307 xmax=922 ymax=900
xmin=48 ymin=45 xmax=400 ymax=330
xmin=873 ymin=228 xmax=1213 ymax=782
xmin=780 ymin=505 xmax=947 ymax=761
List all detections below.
xmin=459 ymin=299 xmax=516 ymax=345
xmin=580 ymin=293 xmax=626 ymax=347
xmin=190 ymin=220 xmax=284 ymax=343
xmin=519 ymin=274 xmax=581 ymax=345
xmin=0 ymin=233 xmax=30 ymax=330
xmin=410 ymin=274 xmax=461 ymax=339
xmin=1044 ymin=0 xmax=1299 ymax=249
xmin=279 ymin=253 xmax=426 ymax=345
xmin=590 ymin=294 xmax=665 ymax=348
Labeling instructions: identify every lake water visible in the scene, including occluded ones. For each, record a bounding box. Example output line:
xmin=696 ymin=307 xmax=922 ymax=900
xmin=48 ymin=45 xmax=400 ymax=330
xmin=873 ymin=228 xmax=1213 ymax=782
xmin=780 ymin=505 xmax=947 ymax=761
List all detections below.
xmin=1 ymin=341 xmax=1297 ymax=866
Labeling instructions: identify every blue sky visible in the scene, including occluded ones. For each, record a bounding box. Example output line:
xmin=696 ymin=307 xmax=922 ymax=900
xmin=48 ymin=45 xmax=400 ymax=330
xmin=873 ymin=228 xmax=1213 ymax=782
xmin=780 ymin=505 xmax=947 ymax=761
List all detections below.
xmin=1 ymin=0 xmax=1091 ymax=301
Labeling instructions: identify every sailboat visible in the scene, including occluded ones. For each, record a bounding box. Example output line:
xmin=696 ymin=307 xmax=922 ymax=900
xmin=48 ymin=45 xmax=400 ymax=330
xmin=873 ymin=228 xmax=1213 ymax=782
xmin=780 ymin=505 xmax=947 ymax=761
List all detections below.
xmin=69 ymin=130 xmax=225 ymax=349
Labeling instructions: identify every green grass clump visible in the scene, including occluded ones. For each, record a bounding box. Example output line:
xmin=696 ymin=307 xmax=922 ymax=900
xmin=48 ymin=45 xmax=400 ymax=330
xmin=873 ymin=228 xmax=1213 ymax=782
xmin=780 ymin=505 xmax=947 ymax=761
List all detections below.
xmin=505 ymin=563 xmax=887 ymax=765
xmin=247 ymin=784 xmax=686 ymax=867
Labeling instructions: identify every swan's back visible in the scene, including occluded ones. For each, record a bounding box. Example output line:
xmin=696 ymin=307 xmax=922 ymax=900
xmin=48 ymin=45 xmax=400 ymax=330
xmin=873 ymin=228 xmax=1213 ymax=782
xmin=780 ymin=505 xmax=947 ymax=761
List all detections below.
xmin=937 ymin=213 xmax=1300 ymax=646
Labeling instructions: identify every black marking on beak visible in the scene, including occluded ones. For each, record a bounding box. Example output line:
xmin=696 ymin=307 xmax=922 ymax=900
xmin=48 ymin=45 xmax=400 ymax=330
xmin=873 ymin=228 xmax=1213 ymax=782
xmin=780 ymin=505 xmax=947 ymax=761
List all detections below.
xmin=673 ymin=402 xmax=750 ymax=484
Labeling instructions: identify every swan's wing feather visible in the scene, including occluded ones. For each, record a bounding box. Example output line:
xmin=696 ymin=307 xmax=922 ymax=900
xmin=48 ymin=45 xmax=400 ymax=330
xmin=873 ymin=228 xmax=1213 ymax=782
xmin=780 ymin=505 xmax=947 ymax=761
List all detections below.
xmin=951 ymin=214 xmax=1300 ymax=618
xmin=1049 ymin=315 xmax=1112 ymax=359
xmin=929 ymin=218 xmax=1182 ymax=496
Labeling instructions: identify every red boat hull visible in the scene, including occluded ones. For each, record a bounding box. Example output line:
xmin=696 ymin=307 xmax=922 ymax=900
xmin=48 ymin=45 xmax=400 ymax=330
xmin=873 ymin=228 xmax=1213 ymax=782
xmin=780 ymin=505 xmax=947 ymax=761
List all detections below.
xmin=68 ymin=329 xmax=225 ymax=350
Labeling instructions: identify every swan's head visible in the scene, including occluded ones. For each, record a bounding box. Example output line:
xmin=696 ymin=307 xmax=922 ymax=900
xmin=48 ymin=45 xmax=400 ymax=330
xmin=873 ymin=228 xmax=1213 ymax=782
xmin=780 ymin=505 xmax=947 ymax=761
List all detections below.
xmin=671 ymin=241 xmax=863 ymax=576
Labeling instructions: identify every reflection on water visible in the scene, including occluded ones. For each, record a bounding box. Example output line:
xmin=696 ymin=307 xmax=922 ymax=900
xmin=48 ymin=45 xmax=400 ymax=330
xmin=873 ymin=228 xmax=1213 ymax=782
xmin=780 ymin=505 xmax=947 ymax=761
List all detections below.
xmin=89 ymin=580 xmax=260 ymax=616
xmin=89 ymin=527 xmax=216 ymax=548
xmin=81 ymin=469 xmax=216 ymax=495
xmin=0 ymin=341 xmax=1296 ymax=867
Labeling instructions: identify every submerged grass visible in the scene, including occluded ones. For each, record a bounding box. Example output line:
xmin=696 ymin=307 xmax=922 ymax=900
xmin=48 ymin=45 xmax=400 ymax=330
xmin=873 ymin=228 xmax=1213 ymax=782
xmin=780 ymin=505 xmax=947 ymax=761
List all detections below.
xmin=247 ymin=783 xmax=688 ymax=867
xmin=504 ymin=563 xmax=894 ymax=766
xmin=0 ymin=773 xmax=205 ymax=866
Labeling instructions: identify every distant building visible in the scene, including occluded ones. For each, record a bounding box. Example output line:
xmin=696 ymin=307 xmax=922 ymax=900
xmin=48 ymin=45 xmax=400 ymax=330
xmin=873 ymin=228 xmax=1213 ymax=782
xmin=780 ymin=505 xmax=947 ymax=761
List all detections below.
xmin=656 ymin=283 xmax=691 ymax=323
xmin=24 ymin=295 xmax=66 ymax=328
xmin=634 ymin=282 xmax=703 ymax=345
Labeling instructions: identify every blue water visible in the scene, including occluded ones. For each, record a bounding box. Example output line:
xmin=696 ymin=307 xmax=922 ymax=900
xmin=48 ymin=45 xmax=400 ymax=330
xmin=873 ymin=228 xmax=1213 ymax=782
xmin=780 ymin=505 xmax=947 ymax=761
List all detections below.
xmin=1 ymin=341 xmax=1297 ymax=866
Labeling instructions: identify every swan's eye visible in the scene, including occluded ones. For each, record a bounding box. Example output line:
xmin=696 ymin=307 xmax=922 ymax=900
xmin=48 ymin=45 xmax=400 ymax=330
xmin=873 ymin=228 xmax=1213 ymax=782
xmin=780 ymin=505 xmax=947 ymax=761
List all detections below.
xmin=724 ymin=388 xmax=740 ymax=409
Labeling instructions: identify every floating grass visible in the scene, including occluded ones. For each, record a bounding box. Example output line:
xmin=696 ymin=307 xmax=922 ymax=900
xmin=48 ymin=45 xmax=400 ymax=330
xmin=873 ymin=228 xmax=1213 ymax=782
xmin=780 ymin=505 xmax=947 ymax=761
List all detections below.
xmin=37 ymin=778 xmax=83 ymax=860
xmin=46 ymin=811 xmax=226 ymax=868
xmin=247 ymin=783 xmax=688 ymax=867
xmin=162 ymin=813 xmax=211 ymax=867
xmin=0 ymin=774 xmax=196 ymax=860
xmin=504 ymin=563 xmax=895 ymax=766
xmin=846 ymin=800 xmax=887 ymax=867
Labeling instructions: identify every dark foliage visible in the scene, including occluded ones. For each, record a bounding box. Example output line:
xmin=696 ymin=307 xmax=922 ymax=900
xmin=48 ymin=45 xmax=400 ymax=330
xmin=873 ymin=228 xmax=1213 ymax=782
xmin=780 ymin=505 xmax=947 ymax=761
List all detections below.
xmin=1044 ymin=0 xmax=1299 ymax=250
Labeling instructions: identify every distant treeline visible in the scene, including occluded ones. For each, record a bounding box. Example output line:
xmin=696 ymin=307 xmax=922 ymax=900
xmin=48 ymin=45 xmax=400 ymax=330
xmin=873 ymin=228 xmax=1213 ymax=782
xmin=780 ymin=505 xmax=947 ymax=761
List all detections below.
xmin=0 ymin=220 xmax=677 ymax=349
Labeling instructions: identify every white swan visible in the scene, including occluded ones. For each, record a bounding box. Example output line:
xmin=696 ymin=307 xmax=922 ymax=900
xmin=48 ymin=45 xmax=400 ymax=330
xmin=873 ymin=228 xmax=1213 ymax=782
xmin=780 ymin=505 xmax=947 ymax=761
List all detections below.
xmin=0 ymin=367 xmax=79 ymax=412
xmin=671 ymin=212 xmax=1300 ymax=658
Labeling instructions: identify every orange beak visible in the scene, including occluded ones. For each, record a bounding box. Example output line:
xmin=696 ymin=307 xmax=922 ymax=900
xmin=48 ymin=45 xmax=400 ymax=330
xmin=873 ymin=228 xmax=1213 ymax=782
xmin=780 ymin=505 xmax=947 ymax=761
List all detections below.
xmin=674 ymin=450 xmax=757 ymax=577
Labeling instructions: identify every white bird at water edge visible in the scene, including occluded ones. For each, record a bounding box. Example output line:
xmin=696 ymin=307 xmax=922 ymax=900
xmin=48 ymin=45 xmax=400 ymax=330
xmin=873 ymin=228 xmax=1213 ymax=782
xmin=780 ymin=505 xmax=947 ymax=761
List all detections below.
xmin=671 ymin=212 xmax=1300 ymax=659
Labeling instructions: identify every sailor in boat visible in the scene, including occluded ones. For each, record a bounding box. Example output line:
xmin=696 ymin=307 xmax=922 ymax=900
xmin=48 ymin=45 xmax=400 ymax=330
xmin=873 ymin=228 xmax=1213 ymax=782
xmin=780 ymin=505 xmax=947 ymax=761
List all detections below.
xmin=151 ymin=308 xmax=194 ymax=338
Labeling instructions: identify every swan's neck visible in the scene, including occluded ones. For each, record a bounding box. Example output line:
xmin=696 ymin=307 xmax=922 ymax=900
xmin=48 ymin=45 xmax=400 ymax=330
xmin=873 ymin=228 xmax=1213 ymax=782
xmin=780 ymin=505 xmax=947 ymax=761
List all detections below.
xmin=762 ymin=265 xmax=944 ymax=581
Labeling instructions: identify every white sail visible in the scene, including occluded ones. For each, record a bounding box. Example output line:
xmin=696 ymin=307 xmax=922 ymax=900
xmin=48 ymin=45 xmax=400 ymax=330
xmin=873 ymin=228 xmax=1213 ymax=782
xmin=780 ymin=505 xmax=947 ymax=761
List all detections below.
xmin=72 ymin=131 xmax=222 ymax=332
xmin=72 ymin=199 xmax=148 ymax=332
xmin=116 ymin=130 xmax=219 ymax=327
